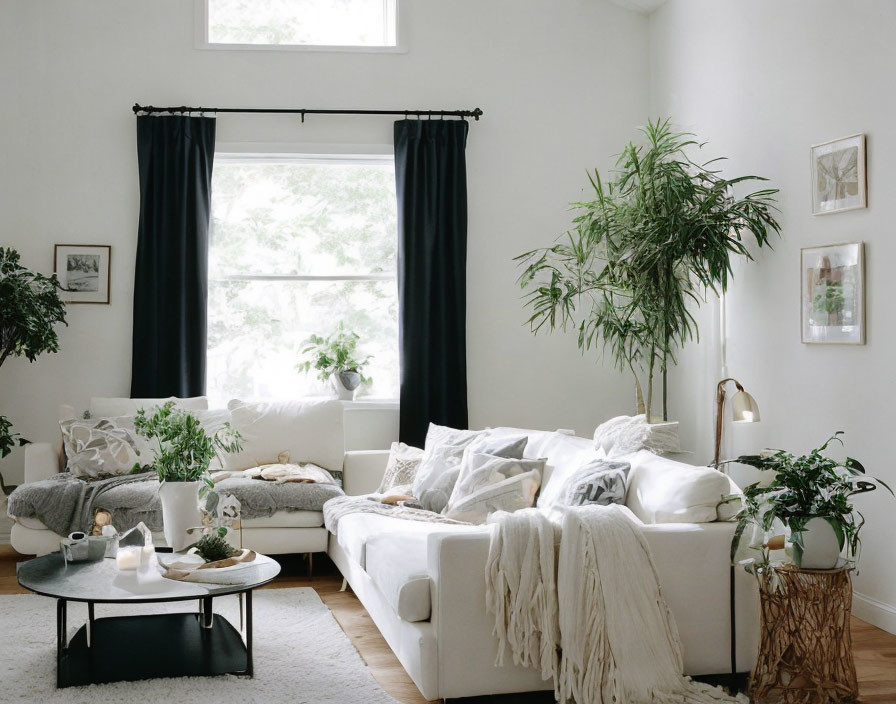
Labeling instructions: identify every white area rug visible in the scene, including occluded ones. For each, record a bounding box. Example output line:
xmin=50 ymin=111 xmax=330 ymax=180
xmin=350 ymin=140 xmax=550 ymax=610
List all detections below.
xmin=0 ymin=587 xmax=400 ymax=704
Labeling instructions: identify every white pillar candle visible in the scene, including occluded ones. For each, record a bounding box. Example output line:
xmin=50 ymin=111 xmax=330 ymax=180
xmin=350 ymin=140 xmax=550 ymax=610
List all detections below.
xmin=115 ymin=546 xmax=141 ymax=570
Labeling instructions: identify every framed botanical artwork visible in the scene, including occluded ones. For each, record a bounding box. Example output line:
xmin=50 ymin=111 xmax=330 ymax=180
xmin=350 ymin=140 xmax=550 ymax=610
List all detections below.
xmin=801 ymin=242 xmax=864 ymax=345
xmin=54 ymin=244 xmax=111 ymax=304
xmin=810 ymin=134 xmax=867 ymax=215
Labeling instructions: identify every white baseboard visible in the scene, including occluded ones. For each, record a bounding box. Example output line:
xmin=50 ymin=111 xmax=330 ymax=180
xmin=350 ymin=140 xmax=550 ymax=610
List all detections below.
xmin=853 ymin=590 xmax=896 ymax=635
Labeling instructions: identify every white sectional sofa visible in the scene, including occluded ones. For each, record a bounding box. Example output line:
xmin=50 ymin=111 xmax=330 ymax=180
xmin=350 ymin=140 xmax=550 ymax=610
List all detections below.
xmin=329 ymin=428 xmax=760 ymax=702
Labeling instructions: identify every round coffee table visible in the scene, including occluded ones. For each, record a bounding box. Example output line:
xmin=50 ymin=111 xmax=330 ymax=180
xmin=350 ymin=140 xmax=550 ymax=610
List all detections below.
xmin=17 ymin=552 xmax=281 ymax=688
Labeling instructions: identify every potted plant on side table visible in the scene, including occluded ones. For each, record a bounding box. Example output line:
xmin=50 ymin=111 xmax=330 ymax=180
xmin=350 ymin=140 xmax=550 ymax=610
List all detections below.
xmin=299 ymin=323 xmax=373 ymax=400
xmin=133 ymin=402 xmax=242 ymax=551
xmin=728 ymin=431 xmax=893 ymax=571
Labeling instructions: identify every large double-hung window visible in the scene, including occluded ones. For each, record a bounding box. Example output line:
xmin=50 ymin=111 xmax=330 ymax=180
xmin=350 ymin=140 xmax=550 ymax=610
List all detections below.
xmin=207 ymin=154 xmax=399 ymax=403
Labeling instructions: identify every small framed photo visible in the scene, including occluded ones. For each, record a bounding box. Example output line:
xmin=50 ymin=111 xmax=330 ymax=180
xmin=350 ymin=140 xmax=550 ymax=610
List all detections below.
xmin=810 ymin=134 xmax=867 ymax=215
xmin=801 ymin=242 xmax=864 ymax=345
xmin=54 ymin=244 xmax=111 ymax=304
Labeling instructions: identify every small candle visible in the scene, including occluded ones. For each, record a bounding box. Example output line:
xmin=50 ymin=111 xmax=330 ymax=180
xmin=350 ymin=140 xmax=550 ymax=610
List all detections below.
xmin=116 ymin=546 xmax=141 ymax=570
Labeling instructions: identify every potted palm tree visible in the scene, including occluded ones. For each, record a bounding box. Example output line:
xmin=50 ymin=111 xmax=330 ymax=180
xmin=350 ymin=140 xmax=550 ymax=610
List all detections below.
xmin=0 ymin=248 xmax=67 ymax=493
xmin=298 ymin=323 xmax=372 ymax=400
xmin=133 ymin=402 xmax=242 ymax=551
xmin=516 ymin=119 xmax=781 ymax=421
xmin=727 ymin=432 xmax=893 ymax=570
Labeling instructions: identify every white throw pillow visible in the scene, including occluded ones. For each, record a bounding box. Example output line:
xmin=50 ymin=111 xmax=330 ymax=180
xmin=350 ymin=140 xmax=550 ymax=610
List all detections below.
xmin=443 ymin=452 xmax=545 ymax=524
xmin=555 ymin=457 xmax=630 ymax=507
xmin=378 ymin=442 xmax=425 ymax=494
xmin=423 ymin=423 xmax=487 ymax=452
xmin=624 ymin=449 xmax=730 ymax=524
xmin=412 ymin=444 xmax=468 ymax=513
xmin=61 ymin=416 xmax=153 ymax=479
xmin=222 ymin=399 xmax=345 ymax=473
xmin=593 ymin=414 xmax=680 ymax=456
xmin=534 ymin=434 xmax=602 ymax=509
xmin=89 ymin=396 xmax=208 ymax=419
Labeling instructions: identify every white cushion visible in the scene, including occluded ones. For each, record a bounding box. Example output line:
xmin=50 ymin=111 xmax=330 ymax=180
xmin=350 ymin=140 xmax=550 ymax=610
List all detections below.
xmin=533 ymin=432 xmax=600 ymax=508
xmin=443 ymin=452 xmax=544 ymax=523
xmin=624 ymin=449 xmax=730 ymax=524
xmin=223 ymin=399 xmax=344 ymax=473
xmin=378 ymin=442 xmax=424 ymax=494
xmin=242 ymin=510 xmax=324 ymax=529
xmin=89 ymin=396 xmax=208 ymax=418
xmin=411 ymin=444 xmax=467 ymax=513
xmin=423 ymin=423 xmax=487 ymax=452
xmin=366 ymin=532 xmax=432 ymax=622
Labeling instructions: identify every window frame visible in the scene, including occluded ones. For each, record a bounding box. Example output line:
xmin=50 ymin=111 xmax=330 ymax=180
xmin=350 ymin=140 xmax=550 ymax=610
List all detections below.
xmin=195 ymin=0 xmax=405 ymax=53
xmin=207 ymin=147 xmax=400 ymax=402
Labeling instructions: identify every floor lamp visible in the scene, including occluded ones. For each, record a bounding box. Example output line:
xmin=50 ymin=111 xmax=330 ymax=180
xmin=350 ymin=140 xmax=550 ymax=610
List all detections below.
xmin=712 ymin=377 xmax=760 ymax=679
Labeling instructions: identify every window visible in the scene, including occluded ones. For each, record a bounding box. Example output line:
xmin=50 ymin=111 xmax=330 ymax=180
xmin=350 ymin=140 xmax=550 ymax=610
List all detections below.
xmin=204 ymin=0 xmax=398 ymax=49
xmin=207 ymin=154 xmax=399 ymax=403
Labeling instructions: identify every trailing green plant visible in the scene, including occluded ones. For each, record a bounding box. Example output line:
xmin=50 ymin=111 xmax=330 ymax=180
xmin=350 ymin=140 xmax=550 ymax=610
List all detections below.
xmin=516 ymin=119 xmax=781 ymax=420
xmin=132 ymin=402 xmax=243 ymax=488
xmin=0 ymin=248 xmax=67 ymax=490
xmin=194 ymin=532 xmax=239 ymax=562
xmin=725 ymin=432 xmax=893 ymax=571
xmin=298 ymin=322 xmax=372 ymax=385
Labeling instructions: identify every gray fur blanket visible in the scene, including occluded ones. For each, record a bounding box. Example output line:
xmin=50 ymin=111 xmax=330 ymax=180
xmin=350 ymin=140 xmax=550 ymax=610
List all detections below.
xmin=7 ymin=473 xmax=344 ymax=536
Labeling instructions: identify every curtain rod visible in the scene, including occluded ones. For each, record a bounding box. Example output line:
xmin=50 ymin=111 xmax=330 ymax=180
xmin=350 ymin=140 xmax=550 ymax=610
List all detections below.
xmin=132 ymin=103 xmax=483 ymax=121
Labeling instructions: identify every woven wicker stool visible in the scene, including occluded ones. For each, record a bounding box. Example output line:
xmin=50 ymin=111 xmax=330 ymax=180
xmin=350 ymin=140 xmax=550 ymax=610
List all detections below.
xmin=750 ymin=564 xmax=858 ymax=704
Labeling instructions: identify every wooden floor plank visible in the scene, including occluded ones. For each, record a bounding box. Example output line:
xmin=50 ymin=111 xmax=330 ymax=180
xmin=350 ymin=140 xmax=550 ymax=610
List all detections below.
xmin=1 ymin=547 xmax=893 ymax=703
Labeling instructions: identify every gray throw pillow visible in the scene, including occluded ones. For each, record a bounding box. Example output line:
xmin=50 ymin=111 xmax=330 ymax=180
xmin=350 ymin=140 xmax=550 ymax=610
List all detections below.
xmin=559 ymin=459 xmax=630 ymax=507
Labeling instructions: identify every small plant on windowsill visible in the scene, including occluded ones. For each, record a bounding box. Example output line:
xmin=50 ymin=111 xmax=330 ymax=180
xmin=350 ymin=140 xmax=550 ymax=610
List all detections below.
xmin=726 ymin=432 xmax=893 ymax=576
xmin=132 ymin=401 xmax=242 ymax=551
xmin=298 ymin=323 xmax=373 ymax=401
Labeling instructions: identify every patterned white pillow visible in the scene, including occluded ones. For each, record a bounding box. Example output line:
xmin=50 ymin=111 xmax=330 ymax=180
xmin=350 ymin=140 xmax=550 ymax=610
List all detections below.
xmin=443 ymin=452 xmax=545 ymax=523
xmin=61 ymin=416 xmax=153 ymax=479
xmin=378 ymin=442 xmax=424 ymax=494
xmin=411 ymin=444 xmax=467 ymax=513
xmin=557 ymin=458 xmax=630 ymax=507
xmin=423 ymin=423 xmax=487 ymax=452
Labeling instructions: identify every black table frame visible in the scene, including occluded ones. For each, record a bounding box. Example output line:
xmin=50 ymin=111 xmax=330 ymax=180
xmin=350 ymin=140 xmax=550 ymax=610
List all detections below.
xmin=53 ymin=589 xmax=257 ymax=688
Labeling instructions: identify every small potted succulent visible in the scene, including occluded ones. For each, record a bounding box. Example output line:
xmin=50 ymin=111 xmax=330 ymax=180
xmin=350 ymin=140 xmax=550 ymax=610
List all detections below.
xmin=727 ymin=432 xmax=893 ymax=571
xmin=133 ymin=402 xmax=242 ymax=551
xmin=298 ymin=323 xmax=372 ymax=400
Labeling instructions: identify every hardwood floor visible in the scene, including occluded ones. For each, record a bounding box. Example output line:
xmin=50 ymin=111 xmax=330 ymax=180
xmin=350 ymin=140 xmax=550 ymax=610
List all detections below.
xmin=2 ymin=545 xmax=894 ymax=703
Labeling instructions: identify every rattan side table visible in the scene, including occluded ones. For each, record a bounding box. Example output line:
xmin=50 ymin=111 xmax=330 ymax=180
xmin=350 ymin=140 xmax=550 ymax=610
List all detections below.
xmin=750 ymin=564 xmax=858 ymax=704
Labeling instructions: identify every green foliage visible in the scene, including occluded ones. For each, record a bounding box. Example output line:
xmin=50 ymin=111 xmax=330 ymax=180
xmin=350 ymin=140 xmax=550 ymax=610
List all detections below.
xmin=298 ymin=322 xmax=373 ymax=385
xmin=0 ymin=248 xmax=68 ymax=467
xmin=133 ymin=402 xmax=243 ymax=485
xmin=725 ymin=432 xmax=893 ymax=570
xmin=813 ymin=280 xmax=845 ymax=316
xmin=515 ymin=119 xmax=780 ymax=420
xmin=194 ymin=532 xmax=239 ymax=563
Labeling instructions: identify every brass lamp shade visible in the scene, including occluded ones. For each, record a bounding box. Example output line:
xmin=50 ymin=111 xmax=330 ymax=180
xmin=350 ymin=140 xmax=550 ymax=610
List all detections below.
xmin=730 ymin=389 xmax=760 ymax=424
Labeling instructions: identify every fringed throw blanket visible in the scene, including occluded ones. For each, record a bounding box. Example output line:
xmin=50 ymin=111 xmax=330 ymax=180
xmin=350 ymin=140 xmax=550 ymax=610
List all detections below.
xmin=487 ymin=504 xmax=746 ymax=704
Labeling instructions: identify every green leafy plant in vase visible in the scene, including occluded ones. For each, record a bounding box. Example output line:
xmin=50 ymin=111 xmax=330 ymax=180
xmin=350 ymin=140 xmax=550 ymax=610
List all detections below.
xmin=515 ymin=119 xmax=780 ymax=422
xmin=0 ymin=248 xmax=67 ymax=494
xmin=133 ymin=401 xmax=242 ymax=551
xmin=726 ymin=432 xmax=893 ymax=573
xmin=298 ymin=322 xmax=373 ymax=400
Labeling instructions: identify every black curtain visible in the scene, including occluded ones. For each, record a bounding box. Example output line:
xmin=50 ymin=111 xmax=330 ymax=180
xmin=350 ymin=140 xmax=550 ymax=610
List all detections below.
xmin=131 ymin=115 xmax=216 ymax=398
xmin=394 ymin=119 xmax=470 ymax=447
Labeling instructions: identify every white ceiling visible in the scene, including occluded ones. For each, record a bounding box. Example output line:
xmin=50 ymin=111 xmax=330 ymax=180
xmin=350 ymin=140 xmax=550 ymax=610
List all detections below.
xmin=608 ymin=0 xmax=668 ymax=14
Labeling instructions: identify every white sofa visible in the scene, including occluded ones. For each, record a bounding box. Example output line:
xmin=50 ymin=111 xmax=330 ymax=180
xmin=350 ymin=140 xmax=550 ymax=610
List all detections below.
xmin=10 ymin=396 xmax=362 ymax=557
xmin=329 ymin=428 xmax=760 ymax=701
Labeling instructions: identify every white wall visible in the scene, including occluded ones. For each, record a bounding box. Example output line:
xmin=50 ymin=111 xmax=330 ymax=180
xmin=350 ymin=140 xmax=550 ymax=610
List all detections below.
xmin=651 ymin=0 xmax=896 ymax=632
xmin=0 ymin=1 xmax=650 ymax=483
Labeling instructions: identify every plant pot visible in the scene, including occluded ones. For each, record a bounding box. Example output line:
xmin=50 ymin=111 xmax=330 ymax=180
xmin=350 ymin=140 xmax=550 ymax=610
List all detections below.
xmin=331 ymin=371 xmax=360 ymax=400
xmin=159 ymin=481 xmax=202 ymax=552
xmin=791 ymin=517 xmax=843 ymax=569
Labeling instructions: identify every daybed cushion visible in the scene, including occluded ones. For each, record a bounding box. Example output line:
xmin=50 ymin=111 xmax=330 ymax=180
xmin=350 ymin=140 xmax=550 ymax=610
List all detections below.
xmin=366 ymin=531 xmax=432 ymax=622
xmin=89 ymin=396 xmax=208 ymax=418
xmin=624 ymin=449 xmax=730 ymax=524
xmin=224 ymin=399 xmax=345 ymax=473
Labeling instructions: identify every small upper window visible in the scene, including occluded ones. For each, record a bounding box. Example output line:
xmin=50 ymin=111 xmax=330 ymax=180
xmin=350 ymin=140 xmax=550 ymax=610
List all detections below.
xmin=205 ymin=0 xmax=398 ymax=48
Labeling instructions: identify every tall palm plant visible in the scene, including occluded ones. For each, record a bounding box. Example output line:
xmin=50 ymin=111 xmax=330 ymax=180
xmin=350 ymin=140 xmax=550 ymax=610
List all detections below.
xmin=516 ymin=119 xmax=781 ymax=421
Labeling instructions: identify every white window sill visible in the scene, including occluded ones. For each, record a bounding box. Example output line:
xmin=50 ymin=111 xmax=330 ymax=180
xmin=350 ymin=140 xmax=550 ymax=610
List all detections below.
xmin=341 ymin=399 xmax=399 ymax=411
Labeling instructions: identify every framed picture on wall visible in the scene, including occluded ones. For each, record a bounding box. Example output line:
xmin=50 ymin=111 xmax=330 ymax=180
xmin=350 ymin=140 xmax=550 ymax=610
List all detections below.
xmin=810 ymin=134 xmax=867 ymax=215
xmin=801 ymin=242 xmax=865 ymax=344
xmin=54 ymin=244 xmax=111 ymax=304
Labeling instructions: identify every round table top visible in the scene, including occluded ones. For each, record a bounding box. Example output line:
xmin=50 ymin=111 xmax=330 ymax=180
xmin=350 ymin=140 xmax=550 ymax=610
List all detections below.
xmin=17 ymin=552 xmax=281 ymax=603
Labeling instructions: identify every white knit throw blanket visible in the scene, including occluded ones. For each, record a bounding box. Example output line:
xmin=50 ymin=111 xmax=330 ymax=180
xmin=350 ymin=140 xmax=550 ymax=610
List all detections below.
xmin=486 ymin=505 xmax=747 ymax=704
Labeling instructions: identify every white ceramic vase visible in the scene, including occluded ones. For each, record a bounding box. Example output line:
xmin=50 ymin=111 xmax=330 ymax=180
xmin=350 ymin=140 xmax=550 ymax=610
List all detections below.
xmin=159 ymin=481 xmax=202 ymax=552
xmin=330 ymin=372 xmax=359 ymax=400
xmin=793 ymin=517 xmax=842 ymax=569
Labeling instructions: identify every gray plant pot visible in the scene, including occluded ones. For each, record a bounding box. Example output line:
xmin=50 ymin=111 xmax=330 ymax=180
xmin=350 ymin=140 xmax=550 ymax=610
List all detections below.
xmin=331 ymin=371 xmax=361 ymax=400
